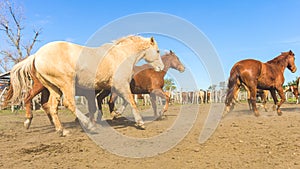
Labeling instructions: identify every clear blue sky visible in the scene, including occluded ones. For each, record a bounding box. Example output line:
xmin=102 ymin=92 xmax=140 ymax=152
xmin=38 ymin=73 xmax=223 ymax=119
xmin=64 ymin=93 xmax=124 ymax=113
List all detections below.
xmin=15 ymin=0 xmax=300 ymax=90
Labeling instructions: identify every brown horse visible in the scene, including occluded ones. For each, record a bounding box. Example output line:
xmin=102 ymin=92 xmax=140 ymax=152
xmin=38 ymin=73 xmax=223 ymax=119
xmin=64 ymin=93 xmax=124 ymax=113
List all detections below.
xmin=96 ymin=50 xmax=185 ymax=119
xmin=225 ymin=50 xmax=297 ymax=116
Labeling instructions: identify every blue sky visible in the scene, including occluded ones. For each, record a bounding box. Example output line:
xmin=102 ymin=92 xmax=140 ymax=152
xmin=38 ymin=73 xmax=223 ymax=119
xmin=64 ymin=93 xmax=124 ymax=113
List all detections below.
xmin=7 ymin=0 xmax=300 ymax=90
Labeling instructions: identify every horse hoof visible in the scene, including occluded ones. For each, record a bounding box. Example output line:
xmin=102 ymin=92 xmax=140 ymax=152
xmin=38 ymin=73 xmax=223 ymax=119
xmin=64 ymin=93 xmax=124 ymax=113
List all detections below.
xmin=57 ymin=129 xmax=71 ymax=137
xmin=24 ymin=119 xmax=32 ymax=129
xmin=155 ymin=115 xmax=165 ymax=121
xmin=254 ymin=112 xmax=260 ymax=117
xmin=277 ymin=110 xmax=282 ymax=116
xmin=135 ymin=123 xmax=146 ymax=130
xmin=111 ymin=111 xmax=121 ymax=120
xmin=74 ymin=117 xmax=79 ymax=123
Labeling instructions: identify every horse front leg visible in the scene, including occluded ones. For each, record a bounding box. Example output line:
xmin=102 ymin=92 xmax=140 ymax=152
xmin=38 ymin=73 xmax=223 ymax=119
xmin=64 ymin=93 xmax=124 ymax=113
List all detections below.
xmin=275 ymin=88 xmax=286 ymax=116
xmin=115 ymin=86 xmax=145 ymax=130
xmin=151 ymin=89 xmax=169 ymax=119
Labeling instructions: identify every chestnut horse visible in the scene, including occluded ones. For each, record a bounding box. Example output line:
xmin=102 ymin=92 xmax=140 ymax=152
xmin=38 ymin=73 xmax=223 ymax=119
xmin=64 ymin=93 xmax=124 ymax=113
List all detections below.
xmin=8 ymin=35 xmax=164 ymax=136
xmin=225 ymin=50 xmax=297 ymax=116
xmin=96 ymin=50 xmax=185 ymax=119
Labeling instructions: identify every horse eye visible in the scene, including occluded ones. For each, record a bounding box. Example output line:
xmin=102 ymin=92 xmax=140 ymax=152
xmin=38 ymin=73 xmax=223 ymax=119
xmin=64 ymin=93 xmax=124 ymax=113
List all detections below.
xmin=157 ymin=50 xmax=160 ymax=53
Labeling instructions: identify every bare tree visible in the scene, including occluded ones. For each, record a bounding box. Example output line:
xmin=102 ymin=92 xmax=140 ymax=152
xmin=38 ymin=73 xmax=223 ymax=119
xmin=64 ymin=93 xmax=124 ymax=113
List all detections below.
xmin=0 ymin=0 xmax=41 ymax=72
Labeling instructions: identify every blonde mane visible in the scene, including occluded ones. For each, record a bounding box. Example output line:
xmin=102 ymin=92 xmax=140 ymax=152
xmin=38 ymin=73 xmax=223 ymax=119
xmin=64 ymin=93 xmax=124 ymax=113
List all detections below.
xmin=112 ymin=35 xmax=153 ymax=51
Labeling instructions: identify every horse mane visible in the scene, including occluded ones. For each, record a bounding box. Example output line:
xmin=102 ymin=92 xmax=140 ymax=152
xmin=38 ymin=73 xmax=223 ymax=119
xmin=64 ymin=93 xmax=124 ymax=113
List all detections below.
xmin=113 ymin=35 xmax=153 ymax=50
xmin=266 ymin=51 xmax=293 ymax=66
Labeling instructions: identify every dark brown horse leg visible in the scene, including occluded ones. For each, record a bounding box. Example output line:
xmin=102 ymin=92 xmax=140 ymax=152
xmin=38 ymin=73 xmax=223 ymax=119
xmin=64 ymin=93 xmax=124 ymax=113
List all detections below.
xmin=96 ymin=90 xmax=111 ymax=121
xmin=269 ymin=89 xmax=278 ymax=112
xmin=23 ymin=81 xmax=46 ymax=129
xmin=275 ymin=88 xmax=286 ymax=116
xmin=40 ymin=89 xmax=53 ymax=125
xmin=108 ymin=92 xmax=122 ymax=119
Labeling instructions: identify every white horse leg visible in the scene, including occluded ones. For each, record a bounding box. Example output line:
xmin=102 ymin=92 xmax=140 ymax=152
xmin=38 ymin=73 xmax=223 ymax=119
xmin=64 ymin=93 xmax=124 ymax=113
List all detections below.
xmin=116 ymin=102 xmax=128 ymax=115
xmin=150 ymin=93 xmax=158 ymax=117
xmin=119 ymin=90 xmax=145 ymax=129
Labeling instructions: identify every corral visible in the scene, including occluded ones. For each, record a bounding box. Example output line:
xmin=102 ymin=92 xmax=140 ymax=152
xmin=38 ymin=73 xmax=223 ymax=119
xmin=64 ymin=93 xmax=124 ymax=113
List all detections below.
xmin=0 ymin=102 xmax=299 ymax=168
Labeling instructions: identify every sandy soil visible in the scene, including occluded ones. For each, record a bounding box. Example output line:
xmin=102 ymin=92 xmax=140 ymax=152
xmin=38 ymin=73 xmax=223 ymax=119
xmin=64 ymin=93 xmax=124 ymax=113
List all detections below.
xmin=0 ymin=102 xmax=299 ymax=169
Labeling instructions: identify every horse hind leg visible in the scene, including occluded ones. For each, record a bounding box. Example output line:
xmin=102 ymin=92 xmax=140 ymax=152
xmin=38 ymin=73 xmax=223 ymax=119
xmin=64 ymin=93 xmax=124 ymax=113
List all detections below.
xmin=274 ymin=88 xmax=286 ymax=116
xmin=248 ymin=87 xmax=259 ymax=117
xmin=23 ymin=82 xmax=46 ymax=129
xmin=47 ymin=89 xmax=69 ymax=136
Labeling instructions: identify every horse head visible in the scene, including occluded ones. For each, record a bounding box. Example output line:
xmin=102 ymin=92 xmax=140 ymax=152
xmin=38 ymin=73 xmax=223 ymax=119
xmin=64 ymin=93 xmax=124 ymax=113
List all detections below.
xmin=284 ymin=50 xmax=297 ymax=73
xmin=142 ymin=37 xmax=164 ymax=72
xmin=169 ymin=50 xmax=185 ymax=72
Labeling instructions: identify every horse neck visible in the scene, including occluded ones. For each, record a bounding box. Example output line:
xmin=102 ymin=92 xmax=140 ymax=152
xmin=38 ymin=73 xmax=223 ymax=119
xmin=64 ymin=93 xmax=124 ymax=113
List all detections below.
xmin=162 ymin=56 xmax=172 ymax=72
xmin=267 ymin=55 xmax=288 ymax=72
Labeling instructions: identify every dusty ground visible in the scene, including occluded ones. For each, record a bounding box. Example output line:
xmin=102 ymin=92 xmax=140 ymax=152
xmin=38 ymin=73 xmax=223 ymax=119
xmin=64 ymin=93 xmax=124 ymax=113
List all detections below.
xmin=0 ymin=102 xmax=299 ymax=169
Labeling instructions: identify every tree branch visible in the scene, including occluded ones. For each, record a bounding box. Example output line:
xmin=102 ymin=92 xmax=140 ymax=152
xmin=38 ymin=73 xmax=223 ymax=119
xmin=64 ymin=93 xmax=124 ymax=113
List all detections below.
xmin=8 ymin=5 xmax=22 ymax=59
xmin=26 ymin=29 xmax=40 ymax=57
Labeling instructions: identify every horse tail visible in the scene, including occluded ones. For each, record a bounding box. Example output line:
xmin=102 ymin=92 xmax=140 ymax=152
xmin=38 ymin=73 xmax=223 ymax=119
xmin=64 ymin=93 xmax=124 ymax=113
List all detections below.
xmin=5 ymin=55 xmax=36 ymax=104
xmin=225 ymin=65 xmax=241 ymax=106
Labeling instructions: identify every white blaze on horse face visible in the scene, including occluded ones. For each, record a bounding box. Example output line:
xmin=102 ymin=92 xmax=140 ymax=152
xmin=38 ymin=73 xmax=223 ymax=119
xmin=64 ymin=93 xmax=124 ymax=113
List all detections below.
xmin=144 ymin=38 xmax=164 ymax=72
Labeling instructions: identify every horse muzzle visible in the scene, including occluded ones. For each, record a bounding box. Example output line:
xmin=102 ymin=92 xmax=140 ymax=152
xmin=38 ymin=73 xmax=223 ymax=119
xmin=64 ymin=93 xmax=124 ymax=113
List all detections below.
xmin=178 ymin=65 xmax=185 ymax=73
xmin=291 ymin=67 xmax=297 ymax=73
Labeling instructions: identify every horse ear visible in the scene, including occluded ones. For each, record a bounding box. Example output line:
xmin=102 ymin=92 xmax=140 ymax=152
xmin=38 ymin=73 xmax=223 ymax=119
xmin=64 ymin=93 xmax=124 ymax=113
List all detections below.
xmin=289 ymin=50 xmax=293 ymax=54
xmin=170 ymin=50 xmax=173 ymax=54
xmin=150 ymin=37 xmax=155 ymax=45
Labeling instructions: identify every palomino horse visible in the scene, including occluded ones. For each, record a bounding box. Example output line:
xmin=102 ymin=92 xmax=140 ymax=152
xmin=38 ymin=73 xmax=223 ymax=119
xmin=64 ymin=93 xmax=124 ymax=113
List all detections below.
xmin=8 ymin=35 xmax=164 ymax=136
xmin=96 ymin=50 xmax=185 ymax=119
xmin=225 ymin=50 xmax=297 ymax=116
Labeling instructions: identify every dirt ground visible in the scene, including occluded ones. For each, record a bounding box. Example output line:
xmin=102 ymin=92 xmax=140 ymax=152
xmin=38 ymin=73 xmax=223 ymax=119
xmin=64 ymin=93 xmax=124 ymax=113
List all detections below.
xmin=0 ymin=102 xmax=299 ymax=169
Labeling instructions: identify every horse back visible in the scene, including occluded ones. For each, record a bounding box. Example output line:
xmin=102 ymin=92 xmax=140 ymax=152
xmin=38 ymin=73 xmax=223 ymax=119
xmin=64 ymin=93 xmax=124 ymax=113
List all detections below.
xmin=231 ymin=59 xmax=262 ymax=84
xmin=130 ymin=68 xmax=165 ymax=94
